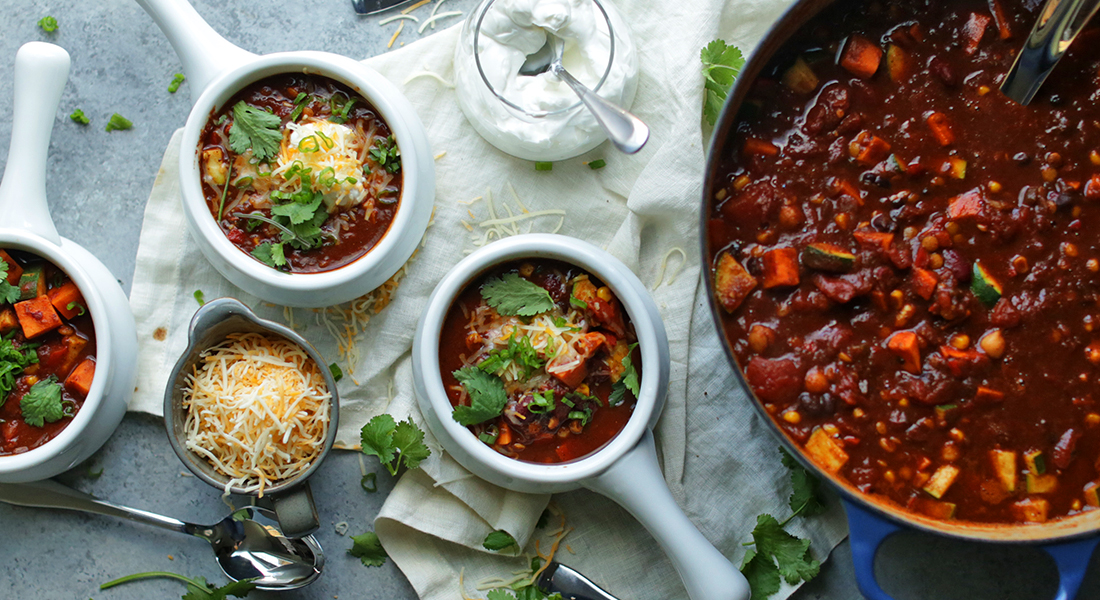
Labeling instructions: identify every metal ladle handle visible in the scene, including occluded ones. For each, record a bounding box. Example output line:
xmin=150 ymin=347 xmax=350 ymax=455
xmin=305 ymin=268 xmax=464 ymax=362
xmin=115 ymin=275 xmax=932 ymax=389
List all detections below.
xmin=0 ymin=480 xmax=191 ymax=534
xmin=1000 ymin=0 xmax=1100 ymax=104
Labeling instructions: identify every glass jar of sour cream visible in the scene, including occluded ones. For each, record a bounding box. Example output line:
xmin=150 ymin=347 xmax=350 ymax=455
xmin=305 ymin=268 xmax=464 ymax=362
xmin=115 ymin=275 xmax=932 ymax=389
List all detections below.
xmin=453 ymin=0 xmax=639 ymax=161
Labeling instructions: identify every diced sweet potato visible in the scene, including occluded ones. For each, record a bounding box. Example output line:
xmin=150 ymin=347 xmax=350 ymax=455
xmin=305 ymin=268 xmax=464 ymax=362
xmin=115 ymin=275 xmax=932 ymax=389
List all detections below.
xmin=975 ymin=386 xmax=1005 ymax=403
xmin=546 ymin=332 xmax=606 ymax=389
xmin=64 ymin=358 xmax=96 ymax=397
xmin=853 ymin=230 xmax=894 ymax=251
xmin=1011 ymin=498 xmax=1049 ymax=523
xmin=714 ymin=252 xmax=758 ymax=312
xmin=0 ymin=307 xmax=16 ymax=335
xmin=948 ymin=188 xmax=984 ymax=220
xmin=849 ymin=131 xmax=892 ymax=166
xmin=990 ymin=0 xmax=1012 ymax=39
xmin=911 ymin=268 xmax=938 ymax=300
xmin=839 ymin=35 xmax=883 ymax=78
xmin=805 ymin=427 xmax=849 ymax=474
xmin=923 ymin=464 xmax=960 ymax=499
xmin=962 ymin=12 xmax=991 ymax=55
xmin=926 ymin=112 xmax=955 ymax=146
xmin=48 ymin=281 xmax=86 ymax=320
xmin=887 ymin=330 xmax=921 ymax=374
xmin=761 ymin=247 xmax=800 ymax=289
xmin=55 ymin=335 xmax=88 ymax=377
xmin=14 ymin=296 xmax=63 ymax=339
xmin=0 ymin=249 xmax=21 ymax=285
xmin=831 ymin=177 xmax=864 ymax=203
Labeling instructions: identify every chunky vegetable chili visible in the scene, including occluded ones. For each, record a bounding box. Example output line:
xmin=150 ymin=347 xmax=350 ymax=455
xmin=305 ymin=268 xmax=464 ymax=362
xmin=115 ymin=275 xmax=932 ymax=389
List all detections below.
xmin=439 ymin=260 xmax=640 ymax=463
xmin=708 ymin=0 xmax=1100 ymax=524
xmin=0 ymin=250 xmax=96 ymax=455
xmin=198 ymin=74 xmax=401 ymax=273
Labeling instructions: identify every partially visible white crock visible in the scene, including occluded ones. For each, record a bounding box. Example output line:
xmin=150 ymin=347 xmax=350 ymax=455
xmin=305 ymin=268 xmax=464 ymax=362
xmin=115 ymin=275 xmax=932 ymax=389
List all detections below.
xmin=0 ymin=43 xmax=138 ymax=482
xmin=136 ymin=0 xmax=435 ymax=307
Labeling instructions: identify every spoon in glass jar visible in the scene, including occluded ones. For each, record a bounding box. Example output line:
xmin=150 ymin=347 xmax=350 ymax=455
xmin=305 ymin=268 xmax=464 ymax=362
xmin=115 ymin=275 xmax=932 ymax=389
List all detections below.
xmin=0 ymin=479 xmax=324 ymax=590
xmin=519 ymin=32 xmax=649 ymax=154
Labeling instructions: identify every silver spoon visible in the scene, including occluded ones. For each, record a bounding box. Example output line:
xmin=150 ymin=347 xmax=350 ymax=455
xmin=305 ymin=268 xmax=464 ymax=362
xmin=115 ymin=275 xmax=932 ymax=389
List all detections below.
xmin=1000 ymin=0 xmax=1100 ymax=104
xmin=0 ymin=479 xmax=324 ymax=590
xmin=519 ymin=32 xmax=649 ymax=154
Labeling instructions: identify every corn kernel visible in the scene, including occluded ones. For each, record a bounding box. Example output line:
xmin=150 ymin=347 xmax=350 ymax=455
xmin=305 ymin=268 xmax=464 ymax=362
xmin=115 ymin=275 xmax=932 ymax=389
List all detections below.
xmin=715 ymin=188 xmax=728 ymax=201
xmin=1086 ymin=413 xmax=1100 ymax=427
xmin=1073 ymin=499 xmax=1083 ymax=511
xmin=853 ymin=408 xmax=866 ymax=418
xmin=733 ymin=174 xmax=751 ymax=191
xmin=596 ymin=286 xmax=613 ymax=301
xmin=950 ymin=334 xmax=970 ymax=349
xmin=1091 ymin=150 xmax=1100 ymax=166
xmin=989 ymin=181 xmax=1003 ymax=193
xmin=884 ymin=470 xmax=897 ymax=483
xmin=783 ymin=410 xmax=802 ymax=424
xmin=899 ymin=398 xmax=910 ymax=407
xmin=876 ymin=421 xmax=887 ymax=435
xmin=949 ymin=428 xmax=966 ymax=442
xmin=978 ymin=85 xmax=991 ymax=95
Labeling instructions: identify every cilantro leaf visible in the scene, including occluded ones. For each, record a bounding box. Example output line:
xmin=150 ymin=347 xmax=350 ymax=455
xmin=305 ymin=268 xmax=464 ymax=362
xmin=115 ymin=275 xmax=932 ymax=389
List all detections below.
xmin=483 ymin=530 xmax=518 ymax=552
xmin=99 ymin=571 xmax=256 ymax=600
xmin=740 ymin=548 xmax=782 ymax=600
xmin=360 ymin=414 xmax=431 ymax=476
xmin=780 ymin=447 xmax=826 ymax=517
xmin=348 ymin=531 xmax=388 ymax=567
xmin=745 ymin=513 xmax=820 ymax=589
xmin=37 ymin=16 xmax=58 ymax=32
xmin=700 ymin=39 xmax=745 ymax=126
xmin=452 ymin=366 xmax=508 ymax=426
xmin=69 ymin=109 xmax=90 ymax=125
xmin=105 ymin=113 xmax=133 ymax=132
xmin=168 ymin=73 xmax=186 ymax=94
xmin=609 ymin=343 xmax=640 ymax=407
xmin=480 ymin=273 xmax=555 ymax=317
xmin=478 ymin=334 xmax=544 ymax=377
xmin=271 ymin=193 xmax=324 ymax=225
xmin=229 ymin=101 xmax=282 ymax=162
xmin=250 ymin=242 xmax=287 ymax=269
xmin=487 ymin=591 xmax=515 ymax=600
xmin=21 ymin=377 xmax=64 ymax=427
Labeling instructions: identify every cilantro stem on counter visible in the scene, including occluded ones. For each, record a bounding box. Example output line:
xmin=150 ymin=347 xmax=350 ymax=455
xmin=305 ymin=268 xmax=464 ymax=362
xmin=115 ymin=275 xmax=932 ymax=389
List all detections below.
xmin=700 ymin=39 xmax=745 ymax=126
xmin=100 ymin=571 xmax=257 ymax=599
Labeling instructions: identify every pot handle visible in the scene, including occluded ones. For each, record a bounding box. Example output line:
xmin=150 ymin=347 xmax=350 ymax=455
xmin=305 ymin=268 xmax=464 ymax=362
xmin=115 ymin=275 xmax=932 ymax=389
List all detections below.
xmin=583 ymin=431 xmax=750 ymax=600
xmin=843 ymin=499 xmax=902 ymax=600
xmin=1040 ymin=536 xmax=1100 ymax=600
xmin=132 ymin=0 xmax=255 ymax=103
xmin=0 ymin=42 xmax=69 ymax=246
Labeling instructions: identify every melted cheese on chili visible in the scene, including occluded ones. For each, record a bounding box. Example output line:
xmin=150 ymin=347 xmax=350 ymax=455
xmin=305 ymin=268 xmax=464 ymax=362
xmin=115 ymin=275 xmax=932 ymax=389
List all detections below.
xmin=182 ymin=332 xmax=330 ymax=497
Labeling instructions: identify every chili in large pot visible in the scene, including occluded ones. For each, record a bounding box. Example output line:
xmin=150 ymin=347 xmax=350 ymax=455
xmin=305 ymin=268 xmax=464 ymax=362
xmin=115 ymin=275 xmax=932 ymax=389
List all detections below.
xmin=702 ymin=0 xmax=1100 ymax=597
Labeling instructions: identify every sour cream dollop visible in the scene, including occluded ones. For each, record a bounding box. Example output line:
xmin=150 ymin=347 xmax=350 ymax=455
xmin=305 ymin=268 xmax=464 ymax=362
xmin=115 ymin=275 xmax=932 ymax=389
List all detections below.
xmin=454 ymin=0 xmax=639 ymax=161
xmin=273 ymin=120 xmax=370 ymax=213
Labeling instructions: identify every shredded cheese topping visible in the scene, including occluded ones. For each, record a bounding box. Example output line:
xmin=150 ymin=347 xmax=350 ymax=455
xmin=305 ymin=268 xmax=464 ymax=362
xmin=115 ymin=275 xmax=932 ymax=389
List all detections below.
xmin=464 ymin=185 xmax=565 ymax=253
xmin=182 ymin=332 xmax=331 ymax=497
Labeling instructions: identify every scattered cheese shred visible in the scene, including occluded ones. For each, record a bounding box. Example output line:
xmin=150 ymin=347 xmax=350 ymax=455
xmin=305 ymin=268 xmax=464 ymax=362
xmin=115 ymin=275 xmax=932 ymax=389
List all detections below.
xmin=402 ymin=0 xmax=433 ymax=13
xmin=380 ymin=13 xmax=419 ymax=25
xmin=652 ymin=246 xmax=687 ymax=289
xmin=387 ymin=21 xmax=405 ymax=48
xmin=182 ymin=332 xmax=331 ymax=497
xmin=417 ymin=10 xmax=462 ymax=33
xmin=403 ymin=70 xmax=456 ymax=88
xmin=465 ymin=185 xmax=565 ymax=253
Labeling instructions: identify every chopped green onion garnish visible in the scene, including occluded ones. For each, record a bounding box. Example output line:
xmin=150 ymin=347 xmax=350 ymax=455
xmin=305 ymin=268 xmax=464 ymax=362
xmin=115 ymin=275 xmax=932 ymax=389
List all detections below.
xmin=193 ymin=290 xmax=205 ymax=306
xmin=233 ymin=176 xmax=253 ymax=189
xmin=104 ymin=113 xmax=132 ymax=132
xmin=535 ymin=161 xmax=553 ymax=171
xmin=69 ymin=109 xmax=90 ymax=125
xmin=329 ymin=362 xmax=343 ymax=382
xmin=168 ymin=73 xmax=185 ymax=93
xmin=478 ymin=431 xmax=499 ymax=445
xmin=361 ymin=472 xmax=377 ymax=493
xmin=315 ymin=129 xmax=335 ymax=151
xmin=298 ymin=136 xmax=320 ymax=153
xmin=37 ymin=16 xmax=58 ymax=32
xmin=587 ymin=159 xmax=607 ymax=170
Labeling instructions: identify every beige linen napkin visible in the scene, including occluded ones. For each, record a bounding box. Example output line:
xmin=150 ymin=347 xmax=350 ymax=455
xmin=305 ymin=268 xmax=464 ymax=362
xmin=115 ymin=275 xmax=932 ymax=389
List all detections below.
xmin=128 ymin=0 xmax=850 ymax=597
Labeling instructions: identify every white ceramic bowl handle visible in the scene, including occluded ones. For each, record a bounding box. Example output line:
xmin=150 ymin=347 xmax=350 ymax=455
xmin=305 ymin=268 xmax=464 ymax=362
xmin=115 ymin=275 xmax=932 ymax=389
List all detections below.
xmin=132 ymin=0 xmax=255 ymax=103
xmin=0 ymin=42 xmax=70 ymax=246
xmin=584 ymin=431 xmax=750 ymax=600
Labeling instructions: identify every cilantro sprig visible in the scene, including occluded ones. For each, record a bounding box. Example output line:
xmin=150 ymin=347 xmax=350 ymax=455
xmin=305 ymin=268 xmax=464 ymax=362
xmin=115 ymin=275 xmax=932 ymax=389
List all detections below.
xmin=478 ymin=334 xmax=544 ymax=378
xmin=481 ymin=273 xmax=555 ymax=317
xmin=701 ymin=39 xmax=745 ymax=126
xmin=739 ymin=448 xmax=827 ymax=598
xmin=20 ymin=376 xmax=64 ymax=427
xmin=0 ymin=259 xmax=19 ymax=304
xmin=228 ymin=101 xmax=282 ymax=162
xmin=609 ymin=343 xmax=640 ymax=406
xmin=99 ymin=571 xmax=257 ymax=600
xmin=349 ymin=530 xmax=389 ymax=567
xmin=451 ymin=366 xmax=508 ymax=426
xmin=360 ymin=414 xmax=431 ymax=477
xmin=483 ymin=557 xmax=564 ymax=600
xmin=483 ymin=530 xmax=519 ymax=552
xmin=0 ymin=336 xmax=37 ymax=407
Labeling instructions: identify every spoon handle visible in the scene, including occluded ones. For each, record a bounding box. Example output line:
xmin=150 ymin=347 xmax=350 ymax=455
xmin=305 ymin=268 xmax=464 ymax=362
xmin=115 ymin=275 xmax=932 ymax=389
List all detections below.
xmin=550 ymin=64 xmax=649 ymax=154
xmin=1000 ymin=0 xmax=1100 ymax=104
xmin=0 ymin=480 xmax=190 ymax=534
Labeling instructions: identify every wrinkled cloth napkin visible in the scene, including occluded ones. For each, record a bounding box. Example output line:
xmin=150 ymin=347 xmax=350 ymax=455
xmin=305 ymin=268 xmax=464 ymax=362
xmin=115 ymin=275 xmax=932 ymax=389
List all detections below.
xmin=128 ymin=0 xmax=850 ymax=597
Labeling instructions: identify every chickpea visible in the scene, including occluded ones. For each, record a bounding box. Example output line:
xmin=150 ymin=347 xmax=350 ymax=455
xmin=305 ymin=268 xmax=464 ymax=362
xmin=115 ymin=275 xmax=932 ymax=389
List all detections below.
xmin=1064 ymin=243 xmax=1080 ymax=258
xmin=875 ymin=421 xmax=887 ymax=435
xmin=1088 ymin=259 xmax=1100 ymax=273
xmin=748 ymin=324 xmax=774 ymax=354
xmin=989 ymin=181 xmax=1003 ymax=193
xmin=853 ymin=408 xmax=866 ymax=418
xmin=518 ymin=263 xmax=535 ymax=277
xmin=929 ymin=253 xmax=944 ymax=269
xmin=980 ymin=329 xmax=1006 ymax=359
xmin=921 ymin=235 xmax=940 ymax=252
xmin=1042 ymin=167 xmax=1058 ymax=182
xmin=805 ymin=367 xmax=830 ymax=394
xmin=779 ymin=205 xmax=803 ymax=229
xmin=950 ymin=334 xmax=970 ymax=349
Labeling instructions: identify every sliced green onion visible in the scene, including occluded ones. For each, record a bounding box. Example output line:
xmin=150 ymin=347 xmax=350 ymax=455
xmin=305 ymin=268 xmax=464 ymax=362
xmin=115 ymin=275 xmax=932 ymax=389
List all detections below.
xmin=318 ymin=167 xmax=337 ymax=189
xmin=315 ymin=129 xmax=335 ymax=151
xmin=478 ymin=431 xmax=498 ymax=445
xmin=535 ymin=161 xmax=553 ymax=171
xmin=587 ymin=159 xmax=607 ymax=170
xmin=217 ymin=163 xmax=233 ymax=221
xmin=329 ymin=362 xmax=343 ymax=382
xmin=298 ymin=135 xmax=320 ymax=153
xmin=193 ymin=290 xmax=205 ymax=306
xmin=167 ymin=73 xmax=185 ymax=93
xmin=233 ymin=176 xmax=253 ymax=189
xmin=361 ymin=472 xmax=377 ymax=493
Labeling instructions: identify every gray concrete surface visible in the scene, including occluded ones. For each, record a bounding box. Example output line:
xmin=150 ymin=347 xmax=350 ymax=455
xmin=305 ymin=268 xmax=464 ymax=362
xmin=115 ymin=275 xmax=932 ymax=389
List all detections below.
xmin=0 ymin=1 xmax=1087 ymax=599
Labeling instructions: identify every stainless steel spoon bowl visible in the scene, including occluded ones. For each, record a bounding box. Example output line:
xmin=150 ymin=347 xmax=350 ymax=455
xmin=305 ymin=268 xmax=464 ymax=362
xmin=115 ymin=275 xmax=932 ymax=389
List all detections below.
xmin=519 ymin=32 xmax=649 ymax=154
xmin=0 ymin=480 xmax=324 ymax=590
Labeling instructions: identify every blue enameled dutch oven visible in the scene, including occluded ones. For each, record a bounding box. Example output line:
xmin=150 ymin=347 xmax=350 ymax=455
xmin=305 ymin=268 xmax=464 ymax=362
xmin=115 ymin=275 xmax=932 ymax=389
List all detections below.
xmin=700 ymin=1 xmax=1100 ymax=598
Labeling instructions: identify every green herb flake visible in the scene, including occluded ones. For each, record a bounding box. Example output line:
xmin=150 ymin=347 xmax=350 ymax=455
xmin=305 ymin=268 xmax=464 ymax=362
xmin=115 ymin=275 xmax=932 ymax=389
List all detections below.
xmin=480 ymin=273 xmax=555 ymax=317
xmin=368 ymin=135 xmax=401 ymax=174
xmin=168 ymin=73 xmax=186 ymax=94
xmin=348 ymin=531 xmax=388 ymax=567
xmin=483 ymin=530 xmax=518 ymax=552
xmin=329 ymin=362 xmax=343 ymax=382
xmin=609 ymin=343 xmax=640 ymax=406
xmin=37 ymin=16 xmax=58 ymax=32
xmin=99 ymin=571 xmax=257 ymax=600
xmin=569 ymin=294 xmax=587 ymax=310
xmin=701 ymin=39 xmax=745 ymax=126
xmin=21 ymin=377 xmax=64 ymax=427
xmin=780 ymin=447 xmax=826 ymax=517
xmin=193 ymin=290 xmax=205 ymax=306
xmin=250 ymin=242 xmax=287 ymax=269
xmin=478 ymin=431 xmax=498 ymax=445
xmin=360 ymin=472 xmax=377 ymax=493
xmin=451 ymin=366 xmax=509 ymax=426
xmin=288 ymin=93 xmax=310 ymax=123
xmin=586 ymin=159 xmax=606 ymax=170
xmin=534 ymin=161 xmax=553 ymax=171
xmin=359 ymin=414 xmax=431 ymax=477
xmin=104 ymin=113 xmax=133 ymax=132
xmin=70 ymin=109 xmax=90 ymax=125
xmin=228 ymin=101 xmax=282 ymax=162
xmin=0 ymin=258 xmax=19 ymax=305
xmin=66 ymin=301 xmax=86 ymax=316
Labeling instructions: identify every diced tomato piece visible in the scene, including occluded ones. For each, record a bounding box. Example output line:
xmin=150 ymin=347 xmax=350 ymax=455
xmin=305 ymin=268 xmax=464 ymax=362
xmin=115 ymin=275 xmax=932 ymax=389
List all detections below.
xmin=761 ymin=247 xmax=800 ymax=289
xmin=745 ymin=356 xmax=803 ymax=403
xmin=0 ymin=250 xmax=21 ymax=285
xmin=714 ymin=252 xmax=758 ymax=312
xmin=849 ymin=130 xmax=892 ymax=166
xmin=947 ymin=188 xmax=985 ymax=220
xmin=48 ymin=281 xmax=86 ymax=320
xmin=853 ymin=230 xmax=894 ymax=251
xmin=1053 ymin=428 xmax=1081 ymax=470
xmin=911 ymin=268 xmax=939 ymax=300
xmin=64 ymin=358 xmax=96 ymax=397
xmin=830 ymin=178 xmax=864 ymax=204
xmin=962 ymin=12 xmax=991 ymax=55
xmin=743 ymin=137 xmax=779 ymax=157
xmin=839 ymin=35 xmax=883 ymax=78
xmin=926 ymin=112 xmax=955 ymax=146
xmin=14 ymin=296 xmax=63 ymax=339
xmin=887 ymin=330 xmax=921 ymax=374
xmin=975 ymin=386 xmax=1005 ymax=404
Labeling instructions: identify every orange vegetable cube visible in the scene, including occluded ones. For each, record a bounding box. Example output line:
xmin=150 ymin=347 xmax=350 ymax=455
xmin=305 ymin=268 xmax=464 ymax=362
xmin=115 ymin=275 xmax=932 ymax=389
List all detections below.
xmin=0 ymin=249 xmax=21 ymax=285
xmin=849 ymin=131 xmax=892 ymax=166
xmin=853 ymin=230 xmax=894 ymax=251
xmin=48 ymin=281 xmax=86 ymax=320
xmin=743 ymin=137 xmax=779 ymax=157
xmin=839 ymin=35 xmax=883 ymax=78
xmin=887 ymin=330 xmax=922 ymax=374
xmin=1011 ymin=498 xmax=1050 ymax=523
xmin=805 ymin=427 xmax=849 ymax=473
xmin=14 ymin=296 xmax=63 ymax=339
xmin=761 ymin=247 xmax=800 ymax=289
xmin=714 ymin=252 xmax=758 ymax=312
xmin=947 ymin=189 xmax=985 ymax=220
xmin=0 ymin=307 xmax=16 ymax=335
xmin=926 ymin=112 xmax=955 ymax=146
xmin=64 ymin=358 xmax=96 ymax=397
xmin=990 ymin=0 xmax=1012 ymax=39
xmin=830 ymin=177 xmax=864 ymax=203
xmin=886 ymin=44 xmax=912 ymax=82
xmin=911 ymin=268 xmax=939 ymax=300
xmin=976 ymin=386 xmax=1005 ymax=403
xmin=962 ymin=12 xmax=991 ymax=55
